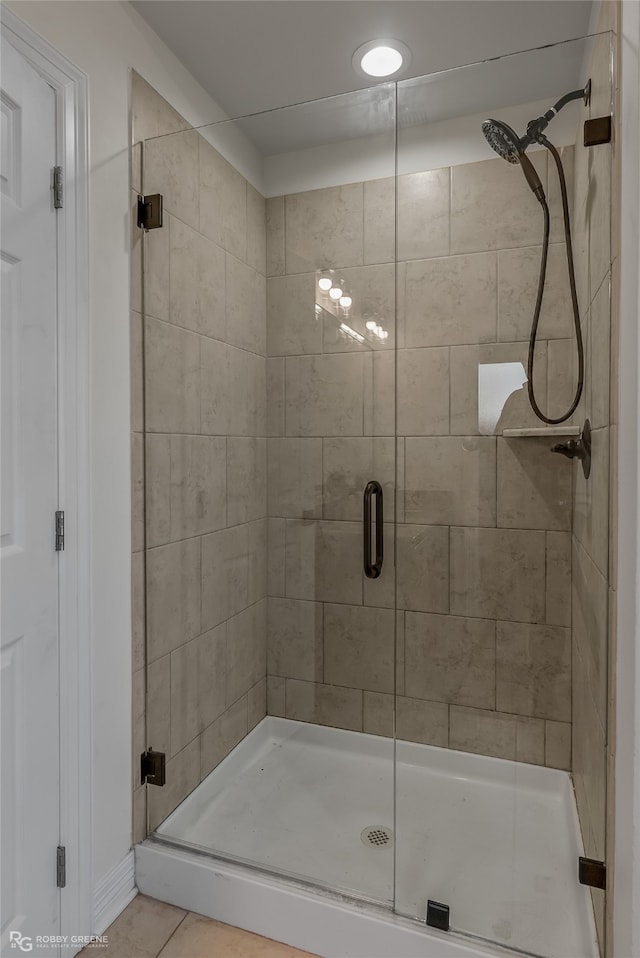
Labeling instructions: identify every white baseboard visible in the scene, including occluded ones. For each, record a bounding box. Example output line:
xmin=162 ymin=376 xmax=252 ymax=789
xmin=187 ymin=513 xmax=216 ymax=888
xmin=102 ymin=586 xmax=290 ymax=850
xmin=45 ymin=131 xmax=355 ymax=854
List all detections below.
xmin=92 ymin=850 xmax=137 ymax=935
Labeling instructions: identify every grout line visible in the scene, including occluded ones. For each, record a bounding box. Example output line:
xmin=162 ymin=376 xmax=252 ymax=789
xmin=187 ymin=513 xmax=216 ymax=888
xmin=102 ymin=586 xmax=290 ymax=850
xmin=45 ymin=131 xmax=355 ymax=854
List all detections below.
xmin=155 ymin=910 xmax=190 ymax=958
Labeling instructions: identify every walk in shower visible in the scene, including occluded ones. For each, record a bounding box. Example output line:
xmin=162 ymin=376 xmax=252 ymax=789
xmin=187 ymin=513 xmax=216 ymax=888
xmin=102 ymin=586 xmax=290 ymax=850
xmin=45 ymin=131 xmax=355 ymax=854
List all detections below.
xmin=132 ymin=28 xmax=614 ymax=958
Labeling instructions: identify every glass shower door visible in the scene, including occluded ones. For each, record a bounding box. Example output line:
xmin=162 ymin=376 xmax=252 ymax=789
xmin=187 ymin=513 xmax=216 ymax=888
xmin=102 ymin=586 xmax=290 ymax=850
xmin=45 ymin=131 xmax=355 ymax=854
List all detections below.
xmin=393 ymin=33 xmax=611 ymax=958
xmin=138 ymin=82 xmax=399 ymax=905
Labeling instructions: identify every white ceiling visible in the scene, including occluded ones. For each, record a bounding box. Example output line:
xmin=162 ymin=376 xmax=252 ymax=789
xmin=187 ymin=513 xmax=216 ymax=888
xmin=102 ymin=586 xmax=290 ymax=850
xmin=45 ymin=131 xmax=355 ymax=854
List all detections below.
xmin=132 ymin=0 xmax=596 ymax=121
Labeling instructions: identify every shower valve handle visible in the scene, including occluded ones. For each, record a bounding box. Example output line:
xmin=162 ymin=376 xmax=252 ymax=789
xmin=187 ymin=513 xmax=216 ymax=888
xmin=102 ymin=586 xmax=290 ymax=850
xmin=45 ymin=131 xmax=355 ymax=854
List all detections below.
xmin=550 ymin=420 xmax=591 ymax=479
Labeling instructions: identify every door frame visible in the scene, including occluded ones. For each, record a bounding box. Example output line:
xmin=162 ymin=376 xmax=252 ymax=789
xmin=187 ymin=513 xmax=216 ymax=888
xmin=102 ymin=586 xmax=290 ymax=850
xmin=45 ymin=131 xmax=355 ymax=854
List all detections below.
xmin=1 ymin=7 xmax=92 ymax=946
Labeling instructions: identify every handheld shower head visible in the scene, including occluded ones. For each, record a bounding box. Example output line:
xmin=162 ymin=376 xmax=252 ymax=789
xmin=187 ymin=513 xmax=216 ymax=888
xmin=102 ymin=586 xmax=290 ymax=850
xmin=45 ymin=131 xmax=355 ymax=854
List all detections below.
xmin=481 ymin=118 xmax=522 ymax=164
xmin=482 ymin=118 xmax=546 ymax=203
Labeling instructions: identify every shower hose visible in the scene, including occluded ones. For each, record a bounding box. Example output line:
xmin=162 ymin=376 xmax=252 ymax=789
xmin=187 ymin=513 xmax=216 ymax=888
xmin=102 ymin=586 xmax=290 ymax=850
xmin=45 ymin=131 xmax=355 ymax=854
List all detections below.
xmin=527 ymin=136 xmax=584 ymax=424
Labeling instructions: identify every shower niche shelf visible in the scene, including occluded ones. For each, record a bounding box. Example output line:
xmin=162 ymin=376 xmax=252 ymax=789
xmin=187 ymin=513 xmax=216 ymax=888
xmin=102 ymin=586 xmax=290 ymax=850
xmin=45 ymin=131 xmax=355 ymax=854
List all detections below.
xmin=501 ymin=426 xmax=581 ymax=438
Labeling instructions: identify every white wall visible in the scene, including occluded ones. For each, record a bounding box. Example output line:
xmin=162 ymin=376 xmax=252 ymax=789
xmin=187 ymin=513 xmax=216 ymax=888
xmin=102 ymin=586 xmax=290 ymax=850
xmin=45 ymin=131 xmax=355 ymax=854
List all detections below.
xmin=3 ymin=0 xmax=239 ymax=890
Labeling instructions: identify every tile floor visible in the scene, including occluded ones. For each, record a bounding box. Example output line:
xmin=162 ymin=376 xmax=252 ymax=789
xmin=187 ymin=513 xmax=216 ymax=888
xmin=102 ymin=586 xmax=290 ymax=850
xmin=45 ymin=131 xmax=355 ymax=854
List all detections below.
xmin=79 ymin=894 xmax=318 ymax=958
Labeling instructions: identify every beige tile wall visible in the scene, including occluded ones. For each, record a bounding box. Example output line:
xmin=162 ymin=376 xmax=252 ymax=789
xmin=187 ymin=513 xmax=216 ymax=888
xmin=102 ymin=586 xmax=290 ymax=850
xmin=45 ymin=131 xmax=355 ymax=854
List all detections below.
xmin=131 ymin=73 xmax=267 ymax=837
xmin=568 ymin=16 xmax=617 ymax=955
xmin=266 ymin=147 xmax=576 ymax=771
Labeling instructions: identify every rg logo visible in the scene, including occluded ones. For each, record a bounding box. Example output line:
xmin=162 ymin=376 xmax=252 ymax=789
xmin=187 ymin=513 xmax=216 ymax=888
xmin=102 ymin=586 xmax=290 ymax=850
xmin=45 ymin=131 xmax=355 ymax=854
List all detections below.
xmin=9 ymin=932 xmax=33 ymax=952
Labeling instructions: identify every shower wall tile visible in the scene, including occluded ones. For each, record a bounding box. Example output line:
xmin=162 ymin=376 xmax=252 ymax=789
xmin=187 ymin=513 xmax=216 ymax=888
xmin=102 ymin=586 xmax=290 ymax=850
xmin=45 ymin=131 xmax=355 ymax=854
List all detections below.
xmin=590 ymin=275 xmax=611 ymax=429
xmin=131 ymin=192 xmax=142 ymax=314
xmin=267 ymin=597 xmax=323 ymax=682
xmin=132 ymin=667 xmax=145 ymax=787
xmin=545 ymin=720 xmax=572 ymax=770
xmin=267 ymin=273 xmax=322 ymax=356
xmin=365 ymin=351 xmax=396 ymax=437
xmin=200 ymin=695 xmax=248 ymax=780
xmin=398 ymin=252 xmax=497 ymax=349
xmin=144 ymin=129 xmax=200 ymax=231
xmin=148 ymin=737 xmax=200 ymax=831
xmin=226 ymin=600 xmax=267 ymax=706
xmin=131 ymin=433 xmax=145 ymax=554
xmin=363 ymin=523 xmax=395 ymax=610
xmin=363 ymin=691 xmax=394 ymax=737
xmin=145 ymin=434 xmax=171 ymax=547
xmin=131 ymin=311 xmax=144 ymax=434
xmin=397 ymin=348 xmax=450 ymax=436
xmin=284 ymin=183 xmax=364 ymax=273
xmin=248 ymin=677 xmax=267 ymax=730
xmin=227 ymin=437 xmax=267 ymax=525
xmin=396 ymin=525 xmax=449 ymax=614
xmin=247 ymin=183 xmax=267 ymax=276
xmin=497 ymin=244 xmax=573 ymax=342
xmin=284 ymin=519 xmax=362 ymax=605
xmin=405 ymin=437 xmax=497 ymax=527
xmin=450 ymin=152 xmax=547 ymax=254
xmin=169 ymin=217 xmax=226 ymax=339
xmin=170 ymin=636 xmax=200 ymax=755
xmin=546 ymin=531 xmax=572 ymax=627
xmin=363 ymin=177 xmax=395 ymax=266
xmin=449 ymin=705 xmax=544 ymax=762
xmin=497 ymin=438 xmax=571 ymax=531
xmin=267 ymin=357 xmax=285 ymax=436
xmin=267 ymin=518 xmax=286 ymax=597
xmin=449 ymin=340 xmax=548 ymax=436
xmin=267 ymin=675 xmax=286 ymax=717
xmin=266 ymin=196 xmax=285 ymax=276
xmin=396 ymin=697 xmax=449 ymax=748
xmin=548 ymin=146 xmax=575 ymax=247
xmin=546 ymin=338 xmax=579 ymax=423
xmin=147 ymin=654 xmax=171 ymax=757
xmin=201 ymin=340 xmax=265 ymax=437
xmin=572 ymin=539 xmax=608 ymax=732
xmin=197 ymin=624 xmax=228 ymax=731
xmin=284 ymin=679 xmax=363 ymax=732
xmin=397 ymin=168 xmax=450 ymax=262
xmin=144 ymin=216 xmax=170 ymax=323
xmin=225 ymin=255 xmax=267 ymax=356
xmin=285 ymin=353 xmax=365 ymax=437
xmin=574 ymin=426 xmax=610 ymax=579
xmin=323 ymin=603 xmax=395 ymax=694
xmin=146 ymin=538 xmax=201 ymax=662
xmin=588 ymin=143 xmax=612 ymax=300
xmin=199 ymin=138 xmax=247 ymax=260
xmin=145 ymin=318 xmax=200 ymax=434
xmin=405 ymin=612 xmax=495 ymax=709
xmin=248 ymin=519 xmax=268 ymax=605
xmin=496 ymin=622 xmax=571 ymax=722
xmin=328 ymin=264 xmax=396 ymax=352
xmin=132 ymin=552 xmax=146 ymax=673
xmin=131 ymin=72 xmax=191 ymax=143
xmin=268 ymin=438 xmax=322 ymax=519
xmin=157 ymin=436 xmax=227 ymax=543
xmin=201 ymin=524 xmax=250 ymax=631
xmin=450 ymin=527 xmax=546 ymax=623
xmin=322 ymin=437 xmax=395 ymax=521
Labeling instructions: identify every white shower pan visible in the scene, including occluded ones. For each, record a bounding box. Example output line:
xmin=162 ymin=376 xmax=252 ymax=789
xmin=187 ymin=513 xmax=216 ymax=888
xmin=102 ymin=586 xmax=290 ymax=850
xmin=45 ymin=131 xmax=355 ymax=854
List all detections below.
xmin=135 ymin=717 xmax=599 ymax=958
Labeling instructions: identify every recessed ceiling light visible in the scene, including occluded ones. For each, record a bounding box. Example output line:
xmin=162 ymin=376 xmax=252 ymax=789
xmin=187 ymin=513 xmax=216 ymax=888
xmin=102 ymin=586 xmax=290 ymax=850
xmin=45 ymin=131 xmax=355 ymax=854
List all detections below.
xmin=352 ymin=39 xmax=411 ymax=79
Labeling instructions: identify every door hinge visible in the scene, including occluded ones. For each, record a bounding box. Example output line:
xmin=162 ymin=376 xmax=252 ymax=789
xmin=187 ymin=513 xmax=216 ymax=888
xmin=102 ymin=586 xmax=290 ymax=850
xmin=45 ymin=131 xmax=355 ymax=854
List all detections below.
xmin=55 ymin=511 xmax=65 ymax=552
xmin=53 ymin=166 xmax=63 ymax=209
xmin=56 ymin=846 xmax=66 ymax=888
xmin=137 ymin=193 xmax=163 ymax=230
xmin=141 ymin=749 xmax=166 ymax=787
xmin=579 ymin=856 xmax=606 ymax=890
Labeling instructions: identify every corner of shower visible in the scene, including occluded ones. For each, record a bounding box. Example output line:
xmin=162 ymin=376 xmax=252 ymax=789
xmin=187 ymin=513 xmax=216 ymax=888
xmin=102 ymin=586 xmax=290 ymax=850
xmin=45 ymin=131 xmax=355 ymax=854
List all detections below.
xmin=131 ymin=25 xmax=616 ymax=958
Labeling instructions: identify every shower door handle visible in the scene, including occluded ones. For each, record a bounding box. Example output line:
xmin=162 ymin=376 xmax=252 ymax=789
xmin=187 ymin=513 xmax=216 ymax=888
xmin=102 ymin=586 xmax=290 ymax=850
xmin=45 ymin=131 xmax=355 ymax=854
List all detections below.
xmin=363 ymin=480 xmax=384 ymax=579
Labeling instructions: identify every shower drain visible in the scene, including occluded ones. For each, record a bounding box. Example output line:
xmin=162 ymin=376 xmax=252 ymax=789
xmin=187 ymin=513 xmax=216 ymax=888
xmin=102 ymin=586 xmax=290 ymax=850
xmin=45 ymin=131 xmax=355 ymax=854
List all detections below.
xmin=361 ymin=826 xmax=394 ymax=848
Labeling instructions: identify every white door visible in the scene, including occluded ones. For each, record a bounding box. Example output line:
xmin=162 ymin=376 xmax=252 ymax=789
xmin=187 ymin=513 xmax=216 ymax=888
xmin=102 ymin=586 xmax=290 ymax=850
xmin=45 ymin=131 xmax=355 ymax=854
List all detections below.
xmin=1 ymin=36 xmax=61 ymax=957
